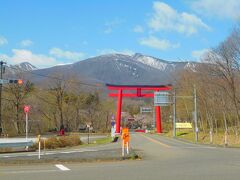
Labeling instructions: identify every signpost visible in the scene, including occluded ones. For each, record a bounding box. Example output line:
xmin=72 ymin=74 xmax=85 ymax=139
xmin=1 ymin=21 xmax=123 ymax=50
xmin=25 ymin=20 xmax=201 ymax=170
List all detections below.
xmin=171 ymin=86 xmax=198 ymax=141
xmin=0 ymin=77 xmax=23 ymax=135
xmin=111 ymin=114 xmax=116 ymax=139
xmin=193 ymin=85 xmax=198 ymax=143
xmin=86 ymin=124 xmax=90 ymax=144
xmin=37 ymin=135 xmax=41 ymax=159
xmin=111 ymin=115 xmax=115 ymax=127
xmin=111 ymin=124 xmax=116 ymax=139
xmin=173 ymin=89 xmax=176 ymax=137
xmin=24 ymin=105 xmax=30 ymax=150
xmin=121 ymin=128 xmax=130 ymax=157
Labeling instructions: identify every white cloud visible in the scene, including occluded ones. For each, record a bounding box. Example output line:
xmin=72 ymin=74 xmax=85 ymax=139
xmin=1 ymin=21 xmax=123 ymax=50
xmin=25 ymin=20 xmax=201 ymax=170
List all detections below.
xmin=1 ymin=47 xmax=87 ymax=68
xmin=2 ymin=49 xmax=58 ymax=68
xmin=104 ymin=28 xmax=112 ymax=34
xmin=191 ymin=0 xmax=240 ymax=20
xmin=148 ymin=1 xmax=210 ymax=35
xmin=133 ymin=25 xmax=144 ymax=33
xmin=0 ymin=36 xmax=8 ymax=46
xmin=97 ymin=49 xmax=135 ymax=56
xmin=104 ymin=18 xmax=124 ymax=34
xmin=0 ymin=54 xmax=10 ymax=61
xmin=20 ymin=39 xmax=33 ymax=47
xmin=139 ymin=36 xmax=180 ymax=50
xmin=49 ymin=48 xmax=85 ymax=61
xmin=192 ymin=48 xmax=210 ymax=60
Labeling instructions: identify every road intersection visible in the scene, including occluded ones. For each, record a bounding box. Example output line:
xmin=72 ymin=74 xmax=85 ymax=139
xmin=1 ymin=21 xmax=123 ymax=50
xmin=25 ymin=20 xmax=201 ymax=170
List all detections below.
xmin=1 ymin=133 xmax=240 ymax=180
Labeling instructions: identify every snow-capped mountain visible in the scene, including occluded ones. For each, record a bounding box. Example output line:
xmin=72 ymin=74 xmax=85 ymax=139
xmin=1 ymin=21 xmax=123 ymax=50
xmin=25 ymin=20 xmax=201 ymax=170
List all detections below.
xmin=132 ymin=53 xmax=197 ymax=72
xmin=4 ymin=62 xmax=37 ymax=77
xmin=21 ymin=53 xmax=197 ymax=86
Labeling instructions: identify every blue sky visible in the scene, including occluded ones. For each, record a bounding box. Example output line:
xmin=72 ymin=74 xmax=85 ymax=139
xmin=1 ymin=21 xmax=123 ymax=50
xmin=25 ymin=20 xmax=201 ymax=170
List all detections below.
xmin=0 ymin=0 xmax=239 ymax=68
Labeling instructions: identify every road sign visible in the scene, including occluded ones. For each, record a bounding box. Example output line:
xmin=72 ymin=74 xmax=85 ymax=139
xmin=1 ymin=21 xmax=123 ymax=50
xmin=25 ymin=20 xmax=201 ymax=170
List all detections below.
xmin=111 ymin=125 xmax=116 ymax=138
xmin=140 ymin=107 xmax=152 ymax=113
xmin=0 ymin=79 xmax=9 ymax=84
xmin=0 ymin=79 xmax=24 ymax=84
xmin=111 ymin=121 xmax=115 ymax=127
xmin=121 ymin=128 xmax=130 ymax=145
xmin=154 ymin=91 xmax=170 ymax=106
xmin=111 ymin=115 xmax=115 ymax=120
xmin=24 ymin=105 xmax=30 ymax=113
xmin=127 ymin=117 xmax=134 ymax=121
xmin=17 ymin=79 xmax=23 ymax=84
xmin=176 ymin=123 xmax=192 ymax=129
xmin=121 ymin=128 xmax=130 ymax=156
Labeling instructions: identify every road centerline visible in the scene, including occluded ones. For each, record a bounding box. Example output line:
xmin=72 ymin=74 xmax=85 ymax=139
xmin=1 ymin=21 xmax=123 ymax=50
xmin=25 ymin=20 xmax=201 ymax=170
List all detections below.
xmin=55 ymin=164 xmax=70 ymax=171
xmin=140 ymin=134 xmax=171 ymax=148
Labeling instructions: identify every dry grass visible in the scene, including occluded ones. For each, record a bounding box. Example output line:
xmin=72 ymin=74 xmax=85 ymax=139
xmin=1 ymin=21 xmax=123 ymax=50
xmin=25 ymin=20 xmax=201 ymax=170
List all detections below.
xmin=33 ymin=135 xmax=82 ymax=149
xmin=165 ymin=130 xmax=240 ymax=147
xmin=0 ymin=147 xmax=13 ymax=153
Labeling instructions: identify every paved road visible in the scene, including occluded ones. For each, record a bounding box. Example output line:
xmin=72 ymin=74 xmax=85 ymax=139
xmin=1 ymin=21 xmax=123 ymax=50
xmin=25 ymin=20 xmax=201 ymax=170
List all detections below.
xmin=1 ymin=133 xmax=240 ymax=180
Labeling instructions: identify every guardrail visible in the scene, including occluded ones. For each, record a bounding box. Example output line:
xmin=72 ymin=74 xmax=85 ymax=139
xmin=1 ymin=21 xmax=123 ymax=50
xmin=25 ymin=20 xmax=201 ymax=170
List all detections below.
xmin=0 ymin=141 xmax=34 ymax=148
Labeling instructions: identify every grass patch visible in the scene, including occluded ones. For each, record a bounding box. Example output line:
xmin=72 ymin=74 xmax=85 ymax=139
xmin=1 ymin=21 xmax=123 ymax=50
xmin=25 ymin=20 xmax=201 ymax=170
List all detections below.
xmin=176 ymin=132 xmax=189 ymax=136
xmin=129 ymin=151 xmax=140 ymax=160
xmin=164 ymin=130 xmax=240 ymax=147
xmin=93 ymin=136 xmax=113 ymax=145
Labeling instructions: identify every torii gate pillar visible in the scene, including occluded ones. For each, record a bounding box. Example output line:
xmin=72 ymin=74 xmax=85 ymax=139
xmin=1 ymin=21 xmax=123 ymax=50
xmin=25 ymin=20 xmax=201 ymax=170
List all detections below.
xmin=155 ymin=106 xmax=162 ymax=133
xmin=116 ymin=89 xmax=122 ymax=134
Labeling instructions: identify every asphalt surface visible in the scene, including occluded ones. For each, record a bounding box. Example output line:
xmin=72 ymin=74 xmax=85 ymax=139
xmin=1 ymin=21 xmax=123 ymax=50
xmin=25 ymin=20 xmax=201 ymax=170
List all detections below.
xmin=0 ymin=140 xmax=122 ymax=164
xmin=1 ymin=133 xmax=240 ymax=180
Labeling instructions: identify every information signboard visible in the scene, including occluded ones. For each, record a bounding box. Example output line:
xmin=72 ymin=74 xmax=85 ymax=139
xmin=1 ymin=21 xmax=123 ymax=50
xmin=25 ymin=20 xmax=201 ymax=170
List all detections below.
xmin=154 ymin=92 xmax=170 ymax=106
xmin=176 ymin=123 xmax=192 ymax=129
xmin=140 ymin=107 xmax=152 ymax=113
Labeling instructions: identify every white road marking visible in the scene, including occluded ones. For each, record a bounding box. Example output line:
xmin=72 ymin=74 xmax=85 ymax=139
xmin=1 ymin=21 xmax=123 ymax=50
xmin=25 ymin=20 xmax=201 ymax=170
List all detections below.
xmin=0 ymin=149 xmax=99 ymax=158
xmin=3 ymin=155 xmax=10 ymax=158
xmin=27 ymin=154 xmax=36 ymax=156
xmin=180 ymin=146 xmax=216 ymax=149
xmin=5 ymin=169 xmax=58 ymax=174
xmin=55 ymin=164 xmax=70 ymax=171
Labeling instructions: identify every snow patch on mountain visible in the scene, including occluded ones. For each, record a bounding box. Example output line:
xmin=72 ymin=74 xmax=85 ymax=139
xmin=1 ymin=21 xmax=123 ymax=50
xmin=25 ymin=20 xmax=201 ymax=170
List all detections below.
xmin=14 ymin=62 xmax=37 ymax=71
xmin=134 ymin=55 xmax=167 ymax=70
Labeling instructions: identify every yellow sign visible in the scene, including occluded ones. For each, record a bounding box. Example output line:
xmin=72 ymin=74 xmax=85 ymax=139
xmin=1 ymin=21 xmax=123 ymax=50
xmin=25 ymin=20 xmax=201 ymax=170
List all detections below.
xmin=176 ymin=123 xmax=192 ymax=129
xmin=37 ymin=135 xmax=41 ymax=143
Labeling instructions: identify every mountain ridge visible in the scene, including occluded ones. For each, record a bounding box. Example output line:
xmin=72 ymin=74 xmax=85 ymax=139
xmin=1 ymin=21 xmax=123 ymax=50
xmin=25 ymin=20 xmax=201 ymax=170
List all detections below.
xmin=5 ymin=53 xmax=198 ymax=86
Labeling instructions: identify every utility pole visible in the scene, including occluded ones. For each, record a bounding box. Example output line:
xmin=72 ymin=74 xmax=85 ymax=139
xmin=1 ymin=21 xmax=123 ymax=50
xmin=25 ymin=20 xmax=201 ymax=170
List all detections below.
xmin=173 ymin=89 xmax=176 ymax=137
xmin=194 ymin=85 xmax=198 ymax=143
xmin=0 ymin=61 xmax=6 ymax=135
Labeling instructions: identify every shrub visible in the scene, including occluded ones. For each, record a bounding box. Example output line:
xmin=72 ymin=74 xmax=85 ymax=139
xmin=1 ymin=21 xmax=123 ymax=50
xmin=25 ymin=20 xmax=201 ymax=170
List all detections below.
xmin=33 ymin=135 xmax=82 ymax=150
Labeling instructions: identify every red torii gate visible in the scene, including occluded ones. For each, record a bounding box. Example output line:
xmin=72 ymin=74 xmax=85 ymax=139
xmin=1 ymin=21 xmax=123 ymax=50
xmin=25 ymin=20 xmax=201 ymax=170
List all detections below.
xmin=106 ymin=84 xmax=172 ymax=134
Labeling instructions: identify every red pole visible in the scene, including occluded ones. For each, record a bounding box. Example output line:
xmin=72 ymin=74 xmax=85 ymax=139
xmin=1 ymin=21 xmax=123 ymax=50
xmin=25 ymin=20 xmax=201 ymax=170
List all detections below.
xmin=116 ymin=89 xmax=122 ymax=134
xmin=156 ymin=106 xmax=162 ymax=133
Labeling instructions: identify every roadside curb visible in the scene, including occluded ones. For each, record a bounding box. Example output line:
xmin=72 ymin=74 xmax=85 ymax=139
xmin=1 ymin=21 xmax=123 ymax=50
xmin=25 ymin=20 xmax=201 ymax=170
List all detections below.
xmin=0 ymin=148 xmax=140 ymax=165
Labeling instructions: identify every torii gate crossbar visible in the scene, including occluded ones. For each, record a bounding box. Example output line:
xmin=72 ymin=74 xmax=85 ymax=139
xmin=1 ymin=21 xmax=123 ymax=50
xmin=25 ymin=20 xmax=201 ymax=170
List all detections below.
xmin=106 ymin=84 xmax=172 ymax=134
